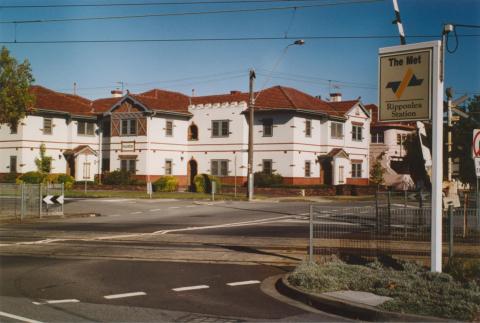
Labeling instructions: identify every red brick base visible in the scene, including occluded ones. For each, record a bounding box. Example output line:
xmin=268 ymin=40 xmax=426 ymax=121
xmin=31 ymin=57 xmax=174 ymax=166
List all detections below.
xmin=346 ymin=178 xmax=369 ymax=185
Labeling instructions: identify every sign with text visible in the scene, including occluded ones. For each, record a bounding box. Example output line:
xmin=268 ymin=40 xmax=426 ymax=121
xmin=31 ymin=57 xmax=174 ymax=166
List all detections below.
xmin=121 ymin=141 xmax=135 ymax=152
xmin=379 ymin=47 xmax=432 ymax=122
xmin=475 ymin=158 xmax=480 ymax=177
xmin=473 ymin=129 xmax=480 ymax=158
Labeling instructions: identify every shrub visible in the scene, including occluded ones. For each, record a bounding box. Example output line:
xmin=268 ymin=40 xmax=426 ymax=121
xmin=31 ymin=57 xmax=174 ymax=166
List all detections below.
xmin=254 ymin=172 xmax=283 ymax=187
xmin=153 ymin=176 xmax=178 ymax=192
xmin=2 ymin=172 xmax=18 ymax=183
xmin=102 ymin=170 xmax=134 ymax=185
xmin=194 ymin=173 xmax=221 ymax=193
xmin=18 ymin=171 xmax=45 ymax=184
xmin=54 ymin=174 xmax=75 ymax=190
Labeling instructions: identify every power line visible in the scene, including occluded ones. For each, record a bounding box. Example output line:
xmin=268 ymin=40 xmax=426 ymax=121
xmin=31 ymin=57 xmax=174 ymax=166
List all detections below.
xmin=0 ymin=0 xmax=381 ymax=24
xmin=0 ymin=0 xmax=375 ymax=9
xmin=2 ymin=34 xmax=479 ymax=44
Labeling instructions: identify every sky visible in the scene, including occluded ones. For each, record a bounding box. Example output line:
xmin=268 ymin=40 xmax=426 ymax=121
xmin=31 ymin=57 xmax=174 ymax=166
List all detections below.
xmin=0 ymin=0 xmax=479 ymax=104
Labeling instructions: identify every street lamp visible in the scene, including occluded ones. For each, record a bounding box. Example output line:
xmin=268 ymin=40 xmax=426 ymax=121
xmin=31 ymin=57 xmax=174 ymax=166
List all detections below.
xmin=247 ymin=39 xmax=305 ymax=201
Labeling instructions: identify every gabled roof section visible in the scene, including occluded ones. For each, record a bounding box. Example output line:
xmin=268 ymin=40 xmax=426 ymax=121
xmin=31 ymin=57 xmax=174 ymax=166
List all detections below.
xmin=29 ymin=85 xmax=93 ymax=116
xmin=92 ymin=89 xmax=191 ymax=116
xmin=328 ymin=100 xmax=371 ymax=118
xmin=318 ymin=148 xmax=349 ymax=160
xmin=192 ymin=86 xmax=342 ymax=118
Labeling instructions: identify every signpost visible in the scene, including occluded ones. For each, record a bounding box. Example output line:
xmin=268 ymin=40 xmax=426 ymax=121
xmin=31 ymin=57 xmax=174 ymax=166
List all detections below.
xmin=379 ymin=41 xmax=443 ymax=272
xmin=473 ymin=129 xmax=480 ymax=158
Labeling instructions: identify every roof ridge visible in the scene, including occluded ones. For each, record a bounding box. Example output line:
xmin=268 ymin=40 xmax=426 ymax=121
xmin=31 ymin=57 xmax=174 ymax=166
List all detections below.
xmin=277 ymin=86 xmax=297 ymax=108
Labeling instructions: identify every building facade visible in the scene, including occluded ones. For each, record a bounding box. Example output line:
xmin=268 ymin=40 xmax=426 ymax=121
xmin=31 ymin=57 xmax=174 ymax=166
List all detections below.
xmin=1 ymin=85 xmax=372 ymax=187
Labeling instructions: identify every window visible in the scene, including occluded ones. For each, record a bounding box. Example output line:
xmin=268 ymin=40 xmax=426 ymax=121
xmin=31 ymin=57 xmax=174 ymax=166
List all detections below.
xmin=371 ymin=131 xmax=384 ymax=143
xmin=352 ymin=125 xmax=363 ymax=141
xmin=305 ymin=161 xmax=311 ymax=177
xmin=352 ymin=162 xmax=362 ymax=178
xmin=83 ymin=163 xmax=91 ymax=180
xmin=120 ymin=159 xmax=136 ymax=174
xmin=263 ymin=119 xmax=273 ymax=137
xmin=331 ymin=122 xmax=343 ymax=139
xmin=305 ymin=119 xmax=312 ymax=137
xmin=166 ymin=120 xmax=173 ymax=137
xmin=397 ymin=133 xmax=408 ymax=145
xmin=338 ymin=166 xmax=345 ymax=184
xmin=188 ymin=124 xmax=198 ymax=140
xmin=121 ymin=119 xmax=137 ymax=136
xmin=165 ymin=159 xmax=172 ymax=175
xmin=211 ymin=159 xmax=228 ymax=176
xmin=212 ymin=120 xmax=229 ymax=137
xmin=43 ymin=118 xmax=52 ymax=135
xmin=78 ymin=121 xmax=95 ymax=136
xmin=102 ymin=158 xmax=110 ymax=172
xmin=9 ymin=156 xmax=17 ymax=173
xmin=262 ymin=159 xmax=273 ymax=175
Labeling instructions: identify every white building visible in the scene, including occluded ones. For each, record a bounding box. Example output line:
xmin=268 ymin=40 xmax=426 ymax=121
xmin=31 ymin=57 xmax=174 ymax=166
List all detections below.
xmin=1 ymin=85 xmax=372 ymax=187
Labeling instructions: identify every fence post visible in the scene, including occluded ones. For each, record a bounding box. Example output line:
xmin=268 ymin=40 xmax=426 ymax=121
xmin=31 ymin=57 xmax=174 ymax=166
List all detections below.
xmin=20 ymin=183 xmax=25 ymax=221
xmin=404 ymin=190 xmax=408 ymax=209
xmin=309 ymin=204 xmax=313 ymax=263
xmin=448 ymin=205 xmax=454 ymax=260
xmin=375 ymin=191 xmax=379 ymax=233
xmin=39 ymin=183 xmax=42 ymax=218
xmin=387 ymin=190 xmax=391 ymax=233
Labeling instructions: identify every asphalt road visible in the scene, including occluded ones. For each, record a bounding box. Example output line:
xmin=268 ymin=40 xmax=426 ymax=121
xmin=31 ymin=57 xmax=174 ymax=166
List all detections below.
xmin=0 ymin=198 xmax=363 ymax=322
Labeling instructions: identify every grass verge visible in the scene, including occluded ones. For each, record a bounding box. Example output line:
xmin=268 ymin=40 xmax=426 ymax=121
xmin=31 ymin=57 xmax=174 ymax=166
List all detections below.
xmin=288 ymin=258 xmax=480 ymax=321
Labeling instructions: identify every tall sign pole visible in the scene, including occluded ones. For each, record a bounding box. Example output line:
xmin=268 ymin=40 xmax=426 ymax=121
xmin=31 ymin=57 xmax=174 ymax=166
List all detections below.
xmin=247 ymin=69 xmax=256 ymax=201
xmin=379 ymin=40 xmax=443 ymax=272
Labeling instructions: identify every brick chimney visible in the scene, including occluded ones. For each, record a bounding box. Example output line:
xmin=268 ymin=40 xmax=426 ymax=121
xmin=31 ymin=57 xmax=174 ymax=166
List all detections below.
xmin=329 ymin=93 xmax=342 ymax=102
xmin=230 ymin=90 xmax=241 ymax=95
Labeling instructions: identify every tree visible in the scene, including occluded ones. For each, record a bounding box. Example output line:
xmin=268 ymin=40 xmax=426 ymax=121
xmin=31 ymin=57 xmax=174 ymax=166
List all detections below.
xmin=451 ymin=95 xmax=480 ymax=185
xmin=0 ymin=46 xmax=35 ymax=129
xmin=35 ymin=144 xmax=52 ymax=173
xmin=369 ymin=156 xmax=386 ymax=188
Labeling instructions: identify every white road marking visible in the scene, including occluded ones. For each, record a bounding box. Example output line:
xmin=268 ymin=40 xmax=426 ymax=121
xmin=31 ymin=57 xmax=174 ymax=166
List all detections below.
xmin=298 ymin=212 xmax=310 ymax=216
xmin=104 ymin=291 xmax=146 ymax=299
xmin=168 ymin=206 xmax=180 ymax=209
xmin=227 ymin=280 xmax=260 ymax=286
xmin=0 ymin=311 xmax=43 ymax=323
xmin=109 ymin=214 xmax=121 ymax=217
xmin=172 ymin=285 xmax=209 ymax=292
xmin=186 ymin=205 xmax=196 ymax=208
xmin=33 ymin=299 xmax=80 ymax=305
xmin=149 ymin=208 xmax=162 ymax=212
xmin=154 ymin=215 xmax=292 ymax=235
xmin=130 ymin=211 xmax=142 ymax=214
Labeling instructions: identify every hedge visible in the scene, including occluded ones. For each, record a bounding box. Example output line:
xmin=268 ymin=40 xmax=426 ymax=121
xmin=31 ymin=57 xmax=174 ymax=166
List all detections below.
xmin=153 ymin=176 xmax=179 ymax=192
xmin=194 ymin=174 xmax=221 ymax=193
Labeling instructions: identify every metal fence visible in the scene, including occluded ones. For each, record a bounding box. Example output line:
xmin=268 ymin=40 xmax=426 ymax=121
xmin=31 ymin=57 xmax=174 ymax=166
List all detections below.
xmin=309 ymin=205 xmax=480 ymax=263
xmin=0 ymin=183 xmax=64 ymax=219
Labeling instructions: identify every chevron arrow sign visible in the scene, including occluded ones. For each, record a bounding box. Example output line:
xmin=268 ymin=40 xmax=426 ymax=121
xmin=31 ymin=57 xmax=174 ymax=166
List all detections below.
xmin=43 ymin=195 xmax=64 ymax=205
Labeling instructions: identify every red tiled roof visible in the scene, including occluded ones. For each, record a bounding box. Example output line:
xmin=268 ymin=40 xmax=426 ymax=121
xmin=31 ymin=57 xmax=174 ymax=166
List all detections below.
xmin=327 ymin=100 xmax=359 ymax=115
xmin=368 ymin=104 xmax=415 ymax=130
xmin=91 ymin=89 xmax=191 ymax=114
xmin=192 ymin=86 xmax=342 ymax=117
xmin=29 ymin=85 xmax=93 ymax=116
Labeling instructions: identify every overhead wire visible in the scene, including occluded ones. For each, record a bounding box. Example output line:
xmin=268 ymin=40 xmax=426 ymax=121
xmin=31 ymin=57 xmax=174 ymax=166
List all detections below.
xmin=0 ymin=0 xmax=382 ymax=24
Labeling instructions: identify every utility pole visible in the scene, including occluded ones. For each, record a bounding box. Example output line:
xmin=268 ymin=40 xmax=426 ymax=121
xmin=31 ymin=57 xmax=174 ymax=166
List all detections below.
xmin=247 ymin=69 xmax=256 ymax=201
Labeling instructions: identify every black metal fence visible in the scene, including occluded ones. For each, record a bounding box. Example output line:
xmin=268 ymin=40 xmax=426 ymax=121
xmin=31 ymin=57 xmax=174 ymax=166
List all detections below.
xmin=309 ymin=205 xmax=480 ymax=262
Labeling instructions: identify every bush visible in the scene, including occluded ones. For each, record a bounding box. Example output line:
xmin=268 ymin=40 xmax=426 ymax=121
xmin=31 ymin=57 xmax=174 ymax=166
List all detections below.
xmin=194 ymin=173 xmax=221 ymax=193
xmin=254 ymin=172 xmax=283 ymax=187
xmin=2 ymin=172 xmax=18 ymax=183
xmin=50 ymin=174 xmax=75 ymax=190
xmin=102 ymin=170 xmax=134 ymax=185
xmin=18 ymin=171 xmax=45 ymax=184
xmin=153 ymin=176 xmax=178 ymax=192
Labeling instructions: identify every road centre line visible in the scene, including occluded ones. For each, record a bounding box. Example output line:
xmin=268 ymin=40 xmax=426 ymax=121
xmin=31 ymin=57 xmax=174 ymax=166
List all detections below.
xmin=33 ymin=299 xmax=80 ymax=305
xmin=227 ymin=280 xmax=260 ymax=286
xmin=172 ymin=285 xmax=209 ymax=292
xmin=168 ymin=206 xmax=180 ymax=209
xmin=104 ymin=291 xmax=146 ymax=299
xmin=186 ymin=205 xmax=196 ymax=208
xmin=130 ymin=211 xmax=142 ymax=214
xmin=0 ymin=311 xmax=43 ymax=323
xmin=150 ymin=208 xmax=162 ymax=212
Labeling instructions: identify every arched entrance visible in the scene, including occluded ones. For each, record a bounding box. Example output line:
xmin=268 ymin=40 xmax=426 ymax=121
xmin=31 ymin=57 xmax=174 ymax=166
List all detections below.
xmin=187 ymin=159 xmax=198 ymax=191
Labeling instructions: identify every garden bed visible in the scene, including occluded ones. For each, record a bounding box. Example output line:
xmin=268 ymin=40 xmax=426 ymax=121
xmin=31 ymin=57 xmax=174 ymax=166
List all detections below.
xmin=287 ymin=258 xmax=480 ymax=321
